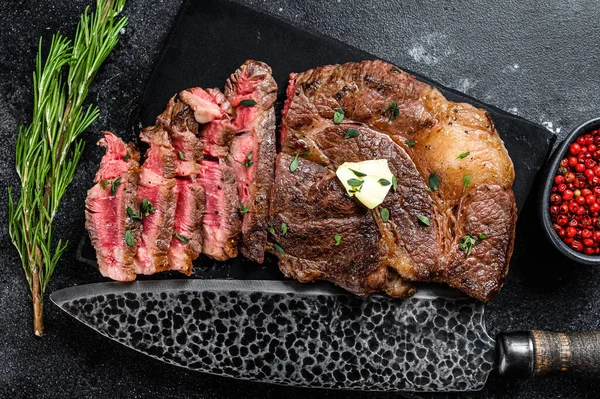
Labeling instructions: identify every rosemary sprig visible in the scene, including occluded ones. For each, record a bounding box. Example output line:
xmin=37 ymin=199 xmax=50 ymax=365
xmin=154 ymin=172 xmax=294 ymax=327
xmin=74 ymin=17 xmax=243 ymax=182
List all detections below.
xmin=7 ymin=0 xmax=127 ymax=336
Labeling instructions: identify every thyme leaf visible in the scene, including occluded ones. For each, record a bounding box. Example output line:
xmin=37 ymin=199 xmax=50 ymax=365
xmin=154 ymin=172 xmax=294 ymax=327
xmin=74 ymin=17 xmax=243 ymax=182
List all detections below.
xmin=463 ymin=174 xmax=471 ymax=190
xmin=289 ymin=154 xmax=300 ymax=172
xmin=347 ymin=178 xmax=364 ymax=187
xmin=344 ymin=128 xmax=360 ymax=139
xmin=333 ymin=108 xmax=344 ymax=124
xmin=240 ymin=99 xmax=257 ymax=107
xmin=110 ymin=177 xmax=122 ymax=196
xmin=273 ymin=243 xmax=285 ymax=255
xmin=428 ymin=173 xmax=440 ymax=191
xmin=417 ymin=215 xmax=431 ymax=226
xmin=174 ymin=232 xmax=190 ymax=244
xmin=349 ymin=168 xmax=367 ymax=177
xmin=385 ymin=102 xmax=399 ymax=121
xmin=334 ymin=234 xmax=342 ymax=246
xmin=125 ymin=230 xmax=134 ymax=246
xmin=380 ymin=207 xmax=390 ymax=222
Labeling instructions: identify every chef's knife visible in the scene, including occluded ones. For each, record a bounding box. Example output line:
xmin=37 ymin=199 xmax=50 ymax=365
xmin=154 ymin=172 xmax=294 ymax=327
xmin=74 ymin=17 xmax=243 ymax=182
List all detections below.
xmin=51 ymin=280 xmax=600 ymax=392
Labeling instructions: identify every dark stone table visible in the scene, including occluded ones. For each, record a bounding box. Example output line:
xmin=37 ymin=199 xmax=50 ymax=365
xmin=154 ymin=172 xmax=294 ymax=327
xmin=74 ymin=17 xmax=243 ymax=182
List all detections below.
xmin=1 ymin=0 xmax=599 ymax=398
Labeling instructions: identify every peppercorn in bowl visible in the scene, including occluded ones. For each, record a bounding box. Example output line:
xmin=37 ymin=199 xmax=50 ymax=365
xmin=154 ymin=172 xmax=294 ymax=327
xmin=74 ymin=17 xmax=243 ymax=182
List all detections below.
xmin=541 ymin=117 xmax=600 ymax=264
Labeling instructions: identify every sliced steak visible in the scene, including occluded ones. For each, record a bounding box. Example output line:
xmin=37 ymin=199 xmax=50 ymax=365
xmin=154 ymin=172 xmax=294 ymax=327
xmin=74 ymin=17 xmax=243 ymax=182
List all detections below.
xmin=194 ymin=88 xmax=236 ymax=158
xmin=198 ymin=160 xmax=241 ymax=260
xmin=135 ymin=125 xmax=177 ymax=274
xmin=225 ymin=60 xmax=277 ymax=263
xmin=169 ymin=178 xmax=204 ymax=273
xmin=158 ymin=96 xmax=205 ymax=274
xmin=273 ymin=60 xmax=516 ymax=301
xmin=85 ymin=132 xmax=141 ymax=281
xmin=185 ymin=86 xmax=242 ymax=261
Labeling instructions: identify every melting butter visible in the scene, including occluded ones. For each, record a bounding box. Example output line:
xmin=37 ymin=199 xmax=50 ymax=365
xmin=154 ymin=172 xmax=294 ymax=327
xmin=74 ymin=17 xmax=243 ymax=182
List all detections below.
xmin=336 ymin=159 xmax=394 ymax=209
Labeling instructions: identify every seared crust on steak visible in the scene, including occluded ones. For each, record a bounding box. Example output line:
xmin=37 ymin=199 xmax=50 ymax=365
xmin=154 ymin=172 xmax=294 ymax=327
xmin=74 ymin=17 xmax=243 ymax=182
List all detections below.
xmin=272 ymin=60 xmax=516 ymax=301
xmin=134 ymin=125 xmax=177 ymax=274
xmin=159 ymin=96 xmax=205 ymax=275
xmin=225 ymin=60 xmax=278 ymax=263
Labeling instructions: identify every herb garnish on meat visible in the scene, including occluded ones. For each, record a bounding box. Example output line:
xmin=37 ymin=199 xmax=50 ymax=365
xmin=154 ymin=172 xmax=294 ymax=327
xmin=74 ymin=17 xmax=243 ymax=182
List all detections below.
xmin=418 ymin=215 xmax=431 ymax=226
xmin=333 ymin=108 xmax=344 ymax=124
xmin=240 ymin=99 xmax=257 ymax=107
xmin=385 ymin=102 xmax=400 ymax=121
xmin=289 ymin=154 xmax=300 ymax=172
xmin=344 ymin=128 xmax=359 ymax=139
xmin=334 ymin=234 xmax=342 ymax=246
xmin=428 ymin=172 xmax=440 ymax=191
xmin=459 ymin=233 xmax=487 ymax=258
xmin=463 ymin=174 xmax=471 ymax=190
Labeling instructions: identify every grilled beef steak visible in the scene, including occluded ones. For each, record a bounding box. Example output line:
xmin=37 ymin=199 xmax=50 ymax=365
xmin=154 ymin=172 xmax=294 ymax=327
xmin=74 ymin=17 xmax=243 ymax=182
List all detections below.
xmin=225 ymin=60 xmax=277 ymax=263
xmin=271 ymin=60 xmax=516 ymax=302
xmin=85 ymin=132 xmax=141 ymax=281
xmin=183 ymin=87 xmax=241 ymax=260
xmin=135 ymin=125 xmax=177 ymax=274
xmin=85 ymin=59 xmax=517 ymax=302
xmin=158 ymin=96 xmax=205 ymax=275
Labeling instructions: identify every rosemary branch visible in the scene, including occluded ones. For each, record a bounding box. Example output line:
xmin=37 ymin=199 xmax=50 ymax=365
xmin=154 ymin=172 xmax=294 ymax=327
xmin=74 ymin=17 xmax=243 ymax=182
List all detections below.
xmin=8 ymin=0 xmax=127 ymax=336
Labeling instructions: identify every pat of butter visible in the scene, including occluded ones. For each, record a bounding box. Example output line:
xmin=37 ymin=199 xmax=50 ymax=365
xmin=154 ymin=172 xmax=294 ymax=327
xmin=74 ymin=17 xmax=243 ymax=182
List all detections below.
xmin=336 ymin=160 xmax=394 ymax=209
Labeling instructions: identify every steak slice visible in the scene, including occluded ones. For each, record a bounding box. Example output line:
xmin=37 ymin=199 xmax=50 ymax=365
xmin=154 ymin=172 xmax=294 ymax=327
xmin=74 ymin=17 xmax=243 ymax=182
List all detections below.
xmin=185 ymin=86 xmax=242 ymax=261
xmin=274 ymin=60 xmax=516 ymax=301
xmin=158 ymin=95 xmax=205 ymax=274
xmin=169 ymin=178 xmax=204 ymax=273
xmin=134 ymin=125 xmax=177 ymax=274
xmin=198 ymin=160 xmax=241 ymax=260
xmin=225 ymin=60 xmax=277 ymax=263
xmin=85 ymin=132 xmax=141 ymax=281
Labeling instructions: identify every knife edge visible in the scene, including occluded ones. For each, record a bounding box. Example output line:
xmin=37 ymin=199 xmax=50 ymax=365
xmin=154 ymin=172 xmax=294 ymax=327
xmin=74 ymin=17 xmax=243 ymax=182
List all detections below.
xmin=50 ymin=279 xmax=469 ymax=306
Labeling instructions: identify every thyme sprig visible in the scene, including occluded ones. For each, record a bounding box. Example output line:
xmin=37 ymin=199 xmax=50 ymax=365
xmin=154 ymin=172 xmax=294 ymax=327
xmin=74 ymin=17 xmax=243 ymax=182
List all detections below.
xmin=7 ymin=0 xmax=127 ymax=336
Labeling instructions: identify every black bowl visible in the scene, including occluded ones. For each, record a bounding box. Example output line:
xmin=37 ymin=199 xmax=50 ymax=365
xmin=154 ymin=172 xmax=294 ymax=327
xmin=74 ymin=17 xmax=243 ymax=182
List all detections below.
xmin=540 ymin=117 xmax=600 ymax=265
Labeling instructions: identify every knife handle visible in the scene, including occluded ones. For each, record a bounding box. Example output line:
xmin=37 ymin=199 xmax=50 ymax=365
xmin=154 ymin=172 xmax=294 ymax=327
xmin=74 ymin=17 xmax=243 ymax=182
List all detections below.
xmin=497 ymin=330 xmax=600 ymax=378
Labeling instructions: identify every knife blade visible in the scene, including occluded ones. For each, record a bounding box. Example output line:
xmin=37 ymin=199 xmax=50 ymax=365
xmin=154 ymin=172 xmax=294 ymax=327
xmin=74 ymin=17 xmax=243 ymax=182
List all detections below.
xmin=51 ymin=279 xmax=495 ymax=392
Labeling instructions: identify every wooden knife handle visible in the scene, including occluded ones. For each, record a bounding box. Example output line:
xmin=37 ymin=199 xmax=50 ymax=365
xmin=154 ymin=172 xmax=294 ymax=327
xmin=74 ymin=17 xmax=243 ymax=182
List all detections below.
xmin=497 ymin=331 xmax=600 ymax=378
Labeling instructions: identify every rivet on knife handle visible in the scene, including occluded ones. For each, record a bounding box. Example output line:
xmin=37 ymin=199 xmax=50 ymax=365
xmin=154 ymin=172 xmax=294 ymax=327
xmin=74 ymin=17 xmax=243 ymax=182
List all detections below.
xmin=497 ymin=331 xmax=600 ymax=378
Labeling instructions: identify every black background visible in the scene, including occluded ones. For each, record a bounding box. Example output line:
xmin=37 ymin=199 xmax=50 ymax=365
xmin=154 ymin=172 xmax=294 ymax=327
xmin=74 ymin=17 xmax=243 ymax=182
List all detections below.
xmin=2 ymin=1 xmax=600 ymax=398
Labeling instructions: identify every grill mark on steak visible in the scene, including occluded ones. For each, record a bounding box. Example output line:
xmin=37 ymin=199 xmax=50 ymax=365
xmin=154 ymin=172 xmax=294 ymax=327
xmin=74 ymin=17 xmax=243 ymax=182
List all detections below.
xmin=272 ymin=60 xmax=517 ymax=301
xmin=225 ymin=60 xmax=278 ymax=263
xmin=134 ymin=125 xmax=177 ymax=275
xmin=85 ymin=132 xmax=141 ymax=281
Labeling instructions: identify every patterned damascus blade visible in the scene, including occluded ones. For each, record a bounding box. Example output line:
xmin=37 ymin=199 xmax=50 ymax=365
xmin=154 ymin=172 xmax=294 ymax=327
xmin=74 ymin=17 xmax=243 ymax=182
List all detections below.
xmin=51 ymin=279 xmax=495 ymax=392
